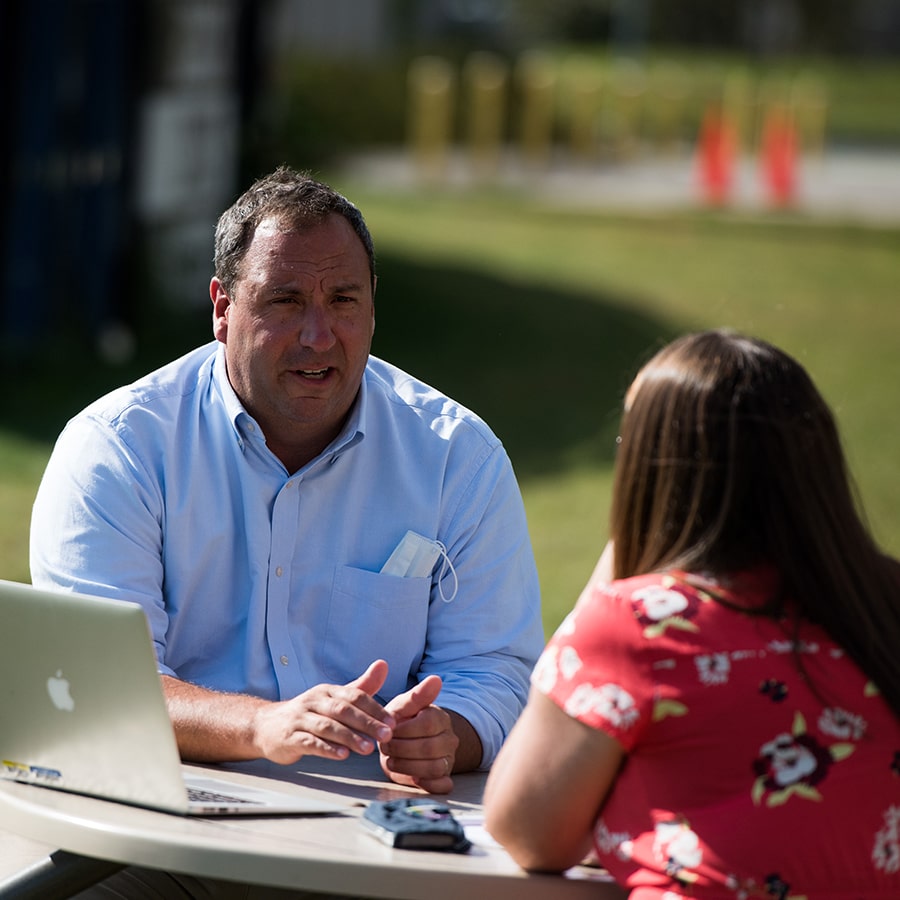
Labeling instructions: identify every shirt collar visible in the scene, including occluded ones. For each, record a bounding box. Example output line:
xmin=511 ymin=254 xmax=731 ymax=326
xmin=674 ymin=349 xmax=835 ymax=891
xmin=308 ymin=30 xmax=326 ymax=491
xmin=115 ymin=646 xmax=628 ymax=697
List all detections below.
xmin=212 ymin=343 xmax=250 ymax=445
xmin=339 ymin=369 xmax=367 ymax=446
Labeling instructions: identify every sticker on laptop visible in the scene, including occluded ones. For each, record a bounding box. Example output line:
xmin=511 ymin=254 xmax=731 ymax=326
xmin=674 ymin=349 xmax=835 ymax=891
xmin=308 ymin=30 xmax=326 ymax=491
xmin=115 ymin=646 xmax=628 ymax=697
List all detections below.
xmin=2 ymin=759 xmax=62 ymax=784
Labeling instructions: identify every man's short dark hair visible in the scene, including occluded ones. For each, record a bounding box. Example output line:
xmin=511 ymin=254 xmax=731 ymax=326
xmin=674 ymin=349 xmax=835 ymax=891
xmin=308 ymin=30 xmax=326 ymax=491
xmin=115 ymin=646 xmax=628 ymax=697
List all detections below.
xmin=214 ymin=166 xmax=376 ymax=296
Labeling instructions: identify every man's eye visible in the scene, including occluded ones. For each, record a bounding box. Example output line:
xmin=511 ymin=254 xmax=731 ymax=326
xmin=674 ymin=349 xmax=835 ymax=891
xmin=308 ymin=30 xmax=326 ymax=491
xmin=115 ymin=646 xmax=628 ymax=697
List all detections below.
xmin=334 ymin=295 xmax=356 ymax=303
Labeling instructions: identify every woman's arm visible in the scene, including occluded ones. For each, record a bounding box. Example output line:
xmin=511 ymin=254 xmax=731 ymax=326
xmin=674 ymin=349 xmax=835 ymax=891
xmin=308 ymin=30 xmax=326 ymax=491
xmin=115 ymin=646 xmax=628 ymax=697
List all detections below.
xmin=483 ymin=687 xmax=625 ymax=873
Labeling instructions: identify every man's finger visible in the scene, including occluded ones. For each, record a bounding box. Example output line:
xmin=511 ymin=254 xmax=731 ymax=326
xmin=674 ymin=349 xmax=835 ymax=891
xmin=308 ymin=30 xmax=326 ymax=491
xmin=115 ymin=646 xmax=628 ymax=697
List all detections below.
xmin=384 ymin=674 xmax=442 ymax=719
xmin=349 ymin=659 xmax=390 ymax=698
xmin=379 ymin=750 xmax=455 ymax=794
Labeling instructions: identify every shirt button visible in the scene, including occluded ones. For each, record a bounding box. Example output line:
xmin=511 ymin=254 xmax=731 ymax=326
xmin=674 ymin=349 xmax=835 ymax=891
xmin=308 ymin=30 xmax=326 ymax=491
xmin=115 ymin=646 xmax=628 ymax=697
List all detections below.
xmin=275 ymin=566 xmax=283 ymax=577
xmin=280 ymin=655 xmax=289 ymax=666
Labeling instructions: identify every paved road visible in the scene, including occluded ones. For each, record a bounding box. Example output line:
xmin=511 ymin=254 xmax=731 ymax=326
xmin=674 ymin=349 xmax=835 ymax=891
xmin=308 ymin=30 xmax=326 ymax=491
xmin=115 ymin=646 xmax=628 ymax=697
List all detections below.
xmin=343 ymin=148 xmax=900 ymax=226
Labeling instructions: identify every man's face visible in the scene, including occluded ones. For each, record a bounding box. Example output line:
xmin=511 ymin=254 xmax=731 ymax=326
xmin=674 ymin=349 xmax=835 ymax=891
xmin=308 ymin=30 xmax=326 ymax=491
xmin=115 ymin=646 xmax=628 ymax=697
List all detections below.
xmin=211 ymin=213 xmax=375 ymax=469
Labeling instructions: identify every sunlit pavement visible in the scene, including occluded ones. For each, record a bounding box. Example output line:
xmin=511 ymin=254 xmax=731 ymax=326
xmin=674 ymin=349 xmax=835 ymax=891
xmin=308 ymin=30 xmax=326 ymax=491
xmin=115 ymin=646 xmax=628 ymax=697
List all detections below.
xmin=342 ymin=148 xmax=900 ymax=226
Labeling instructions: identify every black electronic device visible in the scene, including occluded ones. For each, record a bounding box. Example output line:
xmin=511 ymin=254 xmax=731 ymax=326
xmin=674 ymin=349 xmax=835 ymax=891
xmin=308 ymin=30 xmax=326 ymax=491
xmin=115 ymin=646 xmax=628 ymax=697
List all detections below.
xmin=360 ymin=798 xmax=471 ymax=852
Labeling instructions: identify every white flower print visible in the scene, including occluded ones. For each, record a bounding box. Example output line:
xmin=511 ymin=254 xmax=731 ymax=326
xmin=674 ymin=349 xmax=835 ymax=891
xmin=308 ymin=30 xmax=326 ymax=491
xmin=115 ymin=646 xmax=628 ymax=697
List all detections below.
xmin=695 ymin=652 xmax=731 ymax=686
xmin=768 ymin=638 xmax=819 ymax=655
xmin=818 ymin=707 xmax=867 ymax=741
xmin=653 ymin=819 xmax=703 ymax=871
xmin=559 ymin=645 xmax=583 ymax=680
xmin=634 ymin=585 xmax=689 ymax=621
xmin=532 ymin=646 xmax=559 ymax=694
xmin=669 ymin=829 xmax=702 ymax=868
xmin=566 ymin=683 xmax=640 ymax=730
xmin=873 ymin=805 xmax=900 ymax=874
xmin=759 ymin=733 xmax=818 ymax=786
xmin=752 ymin=711 xmax=853 ymax=807
xmin=594 ymin=819 xmax=633 ymax=859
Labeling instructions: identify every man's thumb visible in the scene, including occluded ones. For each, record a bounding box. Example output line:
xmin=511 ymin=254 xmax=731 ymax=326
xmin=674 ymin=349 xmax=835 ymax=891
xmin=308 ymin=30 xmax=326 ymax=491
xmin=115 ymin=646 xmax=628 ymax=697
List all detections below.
xmin=352 ymin=659 xmax=389 ymax=696
xmin=385 ymin=674 xmax=442 ymax=718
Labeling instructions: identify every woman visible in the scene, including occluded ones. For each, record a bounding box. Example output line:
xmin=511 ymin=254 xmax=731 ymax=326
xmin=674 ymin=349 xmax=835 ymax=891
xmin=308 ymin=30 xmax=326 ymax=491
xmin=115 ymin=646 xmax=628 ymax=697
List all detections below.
xmin=484 ymin=330 xmax=900 ymax=898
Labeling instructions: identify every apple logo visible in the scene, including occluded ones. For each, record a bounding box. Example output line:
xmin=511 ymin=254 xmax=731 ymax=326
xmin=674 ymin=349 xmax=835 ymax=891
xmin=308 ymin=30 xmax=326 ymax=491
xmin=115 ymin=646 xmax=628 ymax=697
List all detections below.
xmin=47 ymin=670 xmax=75 ymax=712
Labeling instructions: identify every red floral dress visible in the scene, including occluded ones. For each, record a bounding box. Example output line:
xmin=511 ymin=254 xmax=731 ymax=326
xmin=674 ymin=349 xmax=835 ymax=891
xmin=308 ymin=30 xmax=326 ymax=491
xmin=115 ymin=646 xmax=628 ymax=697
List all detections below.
xmin=534 ymin=569 xmax=900 ymax=899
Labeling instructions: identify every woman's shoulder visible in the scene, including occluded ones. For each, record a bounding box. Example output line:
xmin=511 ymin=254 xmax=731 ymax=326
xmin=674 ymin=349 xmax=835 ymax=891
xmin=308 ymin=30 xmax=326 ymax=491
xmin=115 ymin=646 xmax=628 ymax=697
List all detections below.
xmin=588 ymin=569 xmax=714 ymax=613
xmin=596 ymin=566 xmax=781 ymax=614
xmin=555 ymin=570 xmax=700 ymax=652
xmin=568 ymin=566 xmax=789 ymax=655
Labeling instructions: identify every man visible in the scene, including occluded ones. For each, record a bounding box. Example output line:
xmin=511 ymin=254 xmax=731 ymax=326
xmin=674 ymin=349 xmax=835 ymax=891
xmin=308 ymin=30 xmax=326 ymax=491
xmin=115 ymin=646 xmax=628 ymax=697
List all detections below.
xmin=30 ymin=166 xmax=543 ymax=796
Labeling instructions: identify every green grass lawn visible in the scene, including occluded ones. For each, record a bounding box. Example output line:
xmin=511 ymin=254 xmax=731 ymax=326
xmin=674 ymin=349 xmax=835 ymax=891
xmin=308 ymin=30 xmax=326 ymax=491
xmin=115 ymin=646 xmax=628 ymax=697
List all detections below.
xmin=2 ymin=188 xmax=898 ymax=639
xmin=352 ymin=186 xmax=900 ymax=634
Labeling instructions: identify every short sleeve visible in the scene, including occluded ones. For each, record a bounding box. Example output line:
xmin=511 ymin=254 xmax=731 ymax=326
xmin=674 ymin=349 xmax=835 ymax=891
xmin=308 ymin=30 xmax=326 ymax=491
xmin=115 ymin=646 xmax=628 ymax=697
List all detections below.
xmin=532 ymin=583 xmax=658 ymax=750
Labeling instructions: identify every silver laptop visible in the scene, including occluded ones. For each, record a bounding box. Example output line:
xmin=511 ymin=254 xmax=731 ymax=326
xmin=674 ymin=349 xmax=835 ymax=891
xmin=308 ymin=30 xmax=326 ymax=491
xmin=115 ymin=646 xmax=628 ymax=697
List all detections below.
xmin=0 ymin=579 xmax=348 ymax=817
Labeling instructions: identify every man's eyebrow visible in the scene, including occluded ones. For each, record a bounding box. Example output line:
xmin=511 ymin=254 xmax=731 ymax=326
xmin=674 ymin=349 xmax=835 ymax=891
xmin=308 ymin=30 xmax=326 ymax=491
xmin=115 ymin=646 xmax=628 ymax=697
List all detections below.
xmin=263 ymin=279 xmax=367 ymax=296
xmin=331 ymin=281 xmax=367 ymax=294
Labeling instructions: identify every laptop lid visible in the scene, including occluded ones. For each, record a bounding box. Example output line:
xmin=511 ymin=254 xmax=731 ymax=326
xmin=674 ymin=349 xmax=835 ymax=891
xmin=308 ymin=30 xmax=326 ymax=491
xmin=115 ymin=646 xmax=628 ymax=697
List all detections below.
xmin=0 ymin=580 xmax=346 ymax=817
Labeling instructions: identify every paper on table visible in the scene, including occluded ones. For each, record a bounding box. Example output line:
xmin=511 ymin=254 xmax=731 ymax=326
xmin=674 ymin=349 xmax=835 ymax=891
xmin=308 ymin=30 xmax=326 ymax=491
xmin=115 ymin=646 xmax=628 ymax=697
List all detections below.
xmin=453 ymin=813 xmax=503 ymax=849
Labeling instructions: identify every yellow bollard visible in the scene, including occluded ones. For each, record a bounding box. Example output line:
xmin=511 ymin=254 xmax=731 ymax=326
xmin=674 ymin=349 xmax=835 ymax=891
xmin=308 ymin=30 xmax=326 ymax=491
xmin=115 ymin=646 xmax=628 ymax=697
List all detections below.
xmin=407 ymin=56 xmax=456 ymax=183
xmin=752 ymin=76 xmax=791 ymax=156
xmin=565 ymin=67 xmax=603 ymax=162
xmin=516 ymin=51 xmax=557 ymax=168
xmin=648 ymin=61 xmax=690 ymax=155
xmin=463 ymin=51 xmax=509 ymax=177
xmin=791 ymin=73 xmax=828 ymax=158
xmin=599 ymin=59 xmax=646 ymax=161
xmin=723 ymin=68 xmax=755 ymax=155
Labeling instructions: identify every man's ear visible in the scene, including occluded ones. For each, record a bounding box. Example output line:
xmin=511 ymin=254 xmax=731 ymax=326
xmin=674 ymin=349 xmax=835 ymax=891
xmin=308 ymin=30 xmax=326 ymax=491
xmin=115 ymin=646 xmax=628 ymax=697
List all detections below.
xmin=210 ymin=277 xmax=231 ymax=343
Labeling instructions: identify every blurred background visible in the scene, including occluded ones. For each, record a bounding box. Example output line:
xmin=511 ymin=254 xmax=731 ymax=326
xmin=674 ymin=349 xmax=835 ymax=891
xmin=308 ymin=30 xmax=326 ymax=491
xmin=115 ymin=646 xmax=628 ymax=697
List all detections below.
xmin=2 ymin=0 xmax=899 ymax=633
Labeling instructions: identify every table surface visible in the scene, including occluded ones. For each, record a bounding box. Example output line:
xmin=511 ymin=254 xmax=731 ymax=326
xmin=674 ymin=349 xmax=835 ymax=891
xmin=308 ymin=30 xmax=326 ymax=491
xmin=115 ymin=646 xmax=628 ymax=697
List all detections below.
xmin=0 ymin=754 xmax=626 ymax=899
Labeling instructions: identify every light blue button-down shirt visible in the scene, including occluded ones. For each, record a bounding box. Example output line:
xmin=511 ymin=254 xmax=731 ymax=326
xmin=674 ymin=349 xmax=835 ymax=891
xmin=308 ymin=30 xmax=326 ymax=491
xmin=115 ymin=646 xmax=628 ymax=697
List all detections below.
xmin=30 ymin=342 xmax=543 ymax=766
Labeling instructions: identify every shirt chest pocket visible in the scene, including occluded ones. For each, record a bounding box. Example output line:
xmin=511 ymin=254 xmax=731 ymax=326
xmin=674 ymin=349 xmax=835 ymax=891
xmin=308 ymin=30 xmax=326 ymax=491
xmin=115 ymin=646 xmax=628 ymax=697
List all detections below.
xmin=322 ymin=566 xmax=432 ymax=700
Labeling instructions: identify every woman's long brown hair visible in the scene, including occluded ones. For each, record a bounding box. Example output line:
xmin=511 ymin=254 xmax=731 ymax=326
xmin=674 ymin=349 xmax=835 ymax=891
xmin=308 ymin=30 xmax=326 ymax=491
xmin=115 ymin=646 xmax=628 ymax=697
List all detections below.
xmin=609 ymin=329 xmax=900 ymax=717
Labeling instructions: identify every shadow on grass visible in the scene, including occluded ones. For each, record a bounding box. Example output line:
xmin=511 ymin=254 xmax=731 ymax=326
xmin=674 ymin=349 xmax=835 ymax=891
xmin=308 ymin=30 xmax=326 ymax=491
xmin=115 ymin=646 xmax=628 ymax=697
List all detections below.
xmin=2 ymin=251 xmax=676 ymax=478
xmin=372 ymin=254 xmax=675 ymax=477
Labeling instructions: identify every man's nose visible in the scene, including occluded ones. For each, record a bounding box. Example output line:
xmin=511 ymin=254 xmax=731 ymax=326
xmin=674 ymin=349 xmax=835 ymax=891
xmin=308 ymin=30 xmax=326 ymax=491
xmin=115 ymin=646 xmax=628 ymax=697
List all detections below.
xmin=298 ymin=305 xmax=336 ymax=351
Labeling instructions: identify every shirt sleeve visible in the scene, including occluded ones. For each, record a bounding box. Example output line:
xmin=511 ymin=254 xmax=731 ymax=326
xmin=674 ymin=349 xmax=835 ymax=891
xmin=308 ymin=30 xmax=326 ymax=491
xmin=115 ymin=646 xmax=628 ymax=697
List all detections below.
xmin=533 ymin=583 xmax=656 ymax=751
xmin=29 ymin=413 xmax=174 ymax=673
xmin=414 ymin=443 xmax=544 ymax=769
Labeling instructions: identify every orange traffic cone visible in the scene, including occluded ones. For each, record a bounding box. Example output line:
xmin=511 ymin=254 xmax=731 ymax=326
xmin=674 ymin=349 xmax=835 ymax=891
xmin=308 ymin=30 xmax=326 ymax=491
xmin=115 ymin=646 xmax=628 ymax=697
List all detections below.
xmin=760 ymin=105 xmax=798 ymax=207
xmin=697 ymin=105 xmax=737 ymax=206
